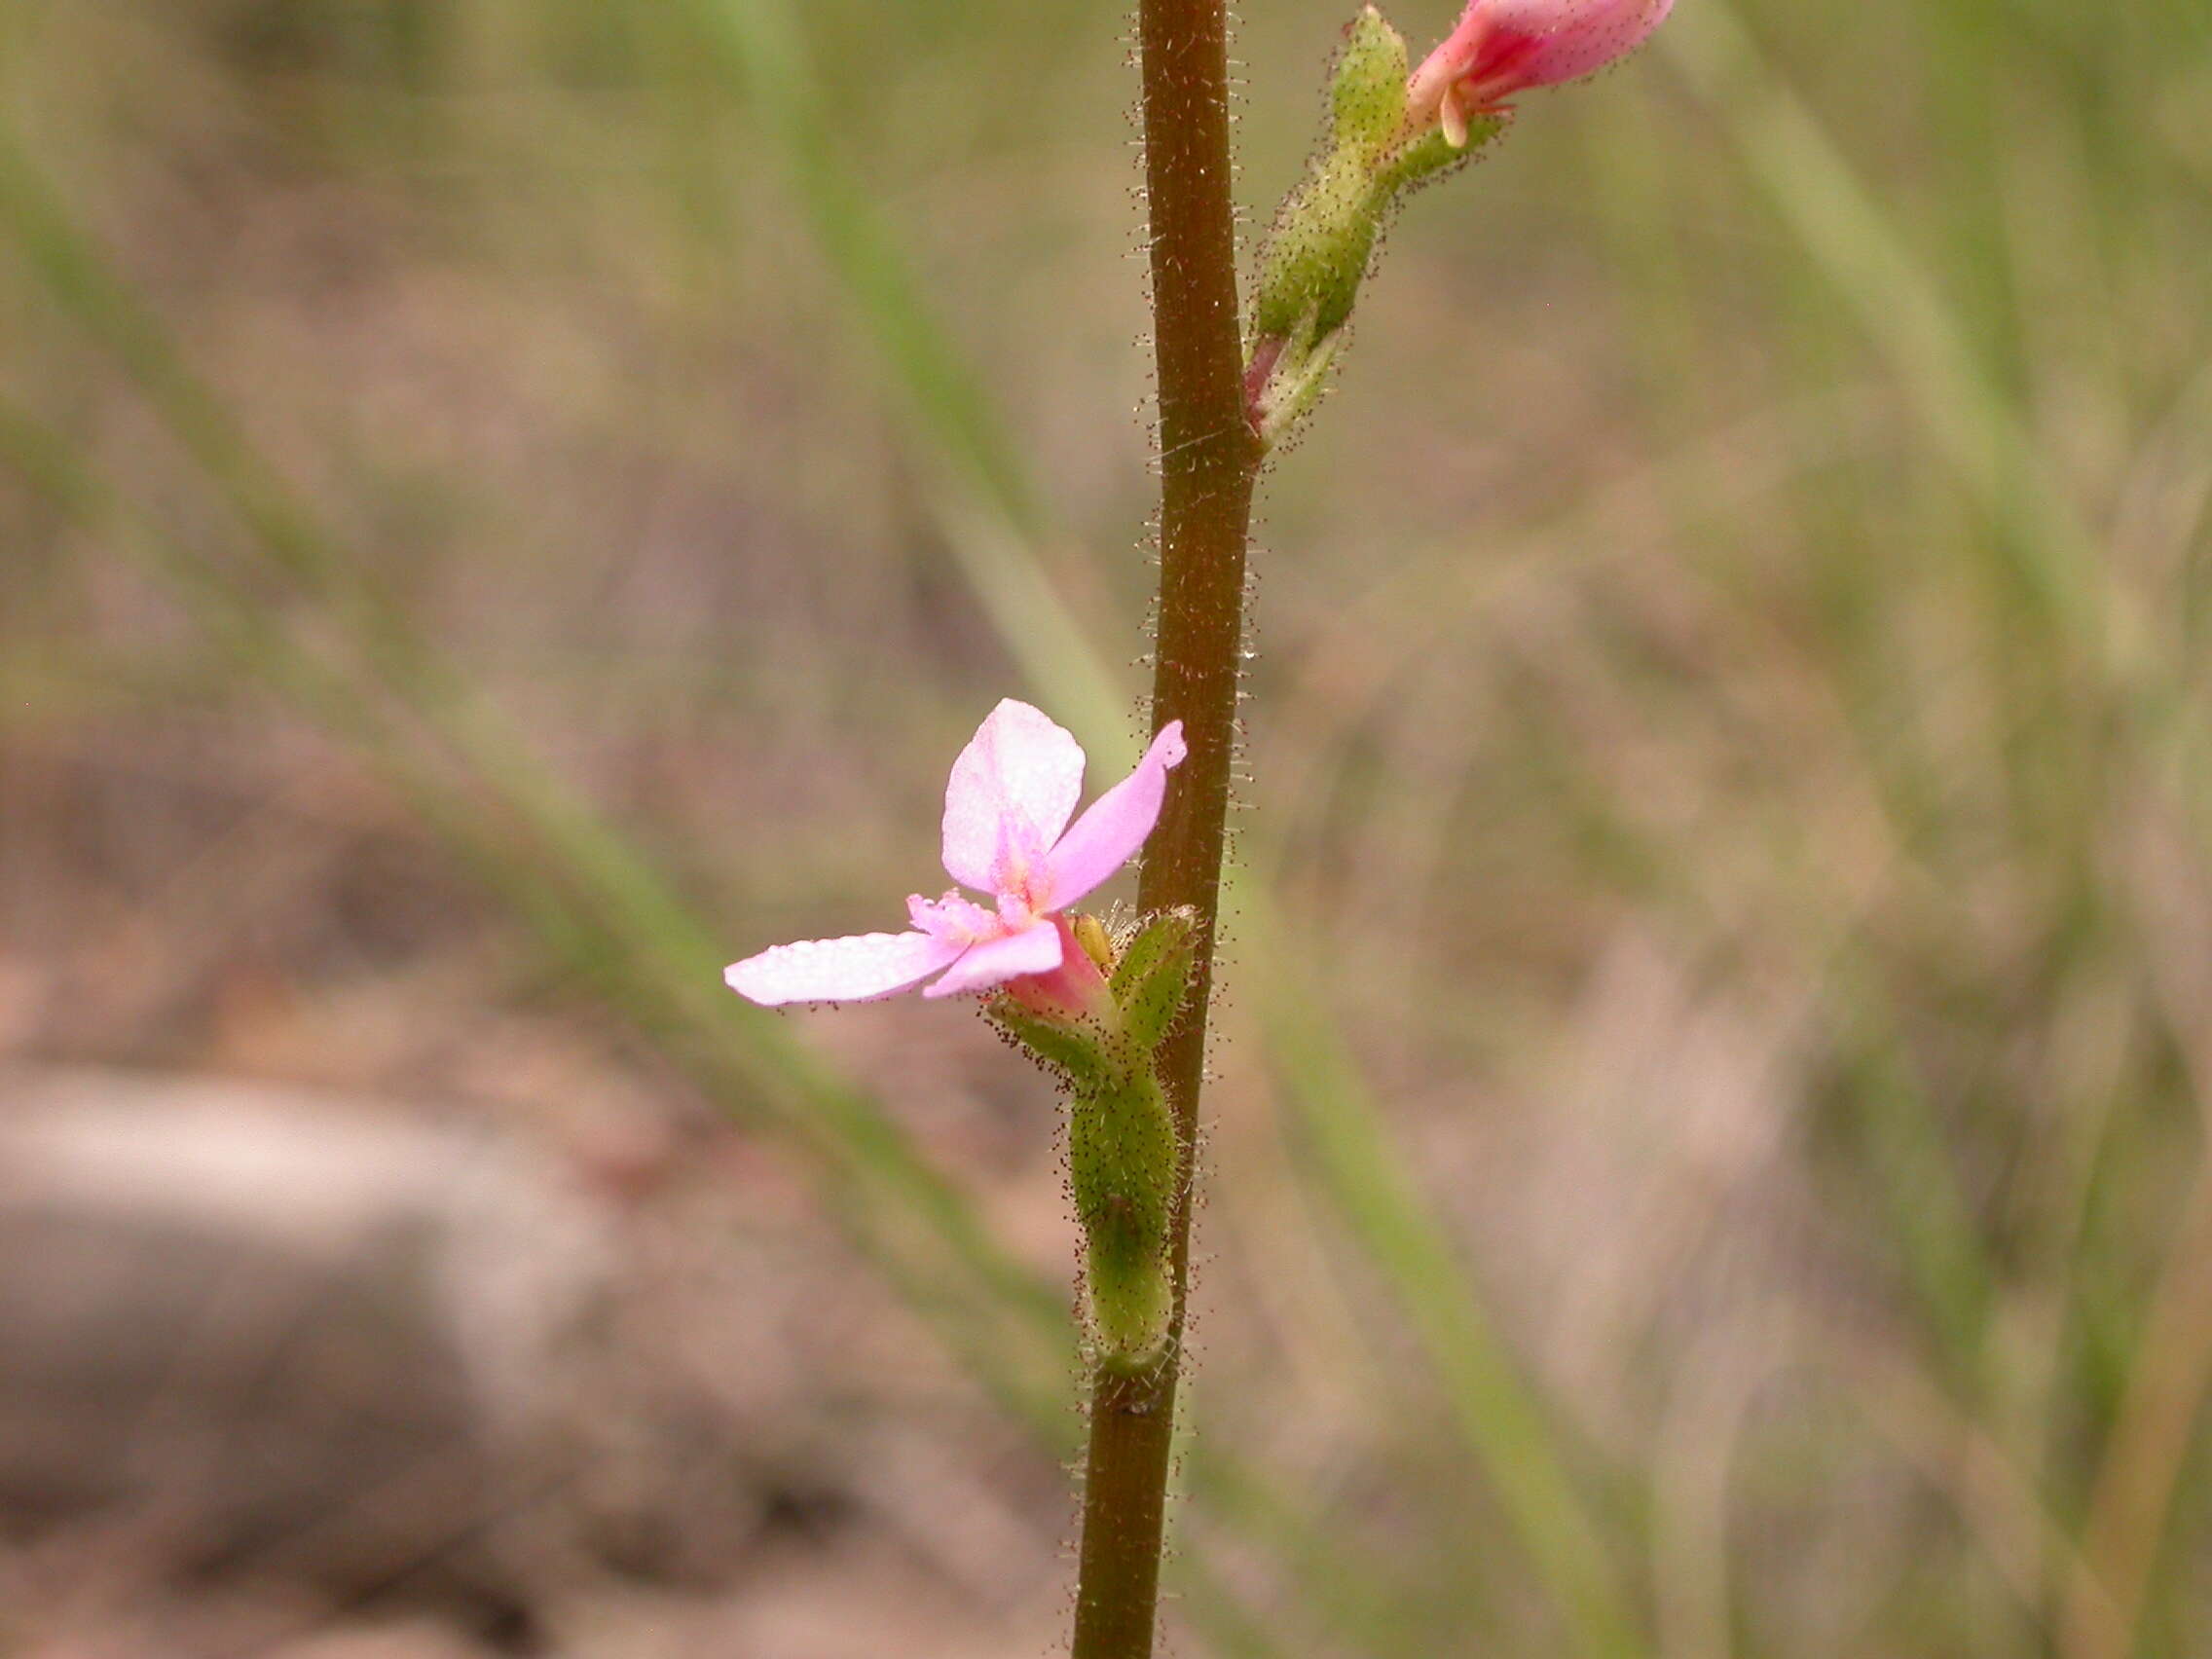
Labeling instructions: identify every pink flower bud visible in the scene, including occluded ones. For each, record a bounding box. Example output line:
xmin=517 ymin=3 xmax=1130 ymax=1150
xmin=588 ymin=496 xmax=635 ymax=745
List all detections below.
xmin=1407 ymin=0 xmax=1672 ymax=145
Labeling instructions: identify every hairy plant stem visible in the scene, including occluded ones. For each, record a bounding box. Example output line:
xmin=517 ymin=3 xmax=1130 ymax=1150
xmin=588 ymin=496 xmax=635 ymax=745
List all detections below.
xmin=1069 ymin=0 xmax=1261 ymax=1654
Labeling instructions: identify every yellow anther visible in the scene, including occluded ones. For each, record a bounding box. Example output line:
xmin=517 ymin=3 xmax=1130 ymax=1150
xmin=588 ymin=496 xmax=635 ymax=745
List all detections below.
xmin=1073 ymin=913 xmax=1115 ymax=975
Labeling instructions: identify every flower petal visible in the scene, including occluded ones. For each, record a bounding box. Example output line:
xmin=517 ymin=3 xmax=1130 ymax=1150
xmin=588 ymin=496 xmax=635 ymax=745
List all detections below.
xmin=941 ymin=700 xmax=1086 ymax=891
xmin=1409 ymin=0 xmax=1669 ymax=124
xmin=920 ymin=919 xmax=1063 ymax=1000
xmin=725 ymin=930 xmax=964 ymax=1007
xmin=1042 ymin=720 xmax=1187 ymax=910
xmin=908 ymin=890 xmax=996 ymax=942
xmin=1495 ymin=0 xmax=1670 ymax=89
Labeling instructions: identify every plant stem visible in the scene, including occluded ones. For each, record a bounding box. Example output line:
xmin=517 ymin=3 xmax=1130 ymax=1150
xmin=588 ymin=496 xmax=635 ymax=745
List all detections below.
xmin=1069 ymin=0 xmax=1261 ymax=1653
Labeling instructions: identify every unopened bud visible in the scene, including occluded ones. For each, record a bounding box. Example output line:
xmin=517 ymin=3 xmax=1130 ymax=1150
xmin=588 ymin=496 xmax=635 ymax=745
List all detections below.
xmin=1246 ymin=8 xmax=1486 ymax=445
xmin=1251 ymin=10 xmax=1416 ymax=353
xmin=1331 ymin=7 xmax=1413 ymax=155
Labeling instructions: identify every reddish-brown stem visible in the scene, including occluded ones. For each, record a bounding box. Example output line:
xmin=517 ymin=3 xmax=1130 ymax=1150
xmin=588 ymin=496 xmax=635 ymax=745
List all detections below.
xmin=1067 ymin=0 xmax=1262 ymax=1654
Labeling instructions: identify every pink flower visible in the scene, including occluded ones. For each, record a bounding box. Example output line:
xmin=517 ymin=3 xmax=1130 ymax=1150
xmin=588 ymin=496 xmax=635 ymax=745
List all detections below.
xmin=1406 ymin=0 xmax=1673 ymax=145
xmin=725 ymin=700 xmax=1188 ymax=1008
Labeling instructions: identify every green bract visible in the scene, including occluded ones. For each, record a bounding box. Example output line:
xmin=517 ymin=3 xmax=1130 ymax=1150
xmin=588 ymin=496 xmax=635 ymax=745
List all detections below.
xmin=986 ymin=907 xmax=1199 ymax=1368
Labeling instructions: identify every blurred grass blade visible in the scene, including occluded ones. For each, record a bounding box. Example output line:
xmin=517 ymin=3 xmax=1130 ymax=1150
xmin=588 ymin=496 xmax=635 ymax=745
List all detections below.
xmin=929 ymin=495 xmax=1131 ymax=759
xmin=682 ymin=0 xmax=1135 ymax=754
xmin=687 ymin=0 xmax=1044 ymax=540
xmin=1251 ymin=882 xmax=1644 ymax=1659
xmin=1661 ymin=3 xmax=2110 ymax=661
xmin=0 ymin=386 xmax=1068 ymax=1411
xmin=1830 ymin=970 xmax=1999 ymax=1379
xmin=0 ymin=115 xmax=1067 ymax=1396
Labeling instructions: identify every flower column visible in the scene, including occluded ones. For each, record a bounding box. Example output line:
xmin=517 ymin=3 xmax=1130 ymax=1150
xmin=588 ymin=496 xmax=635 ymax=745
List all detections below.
xmin=1067 ymin=0 xmax=1263 ymax=1653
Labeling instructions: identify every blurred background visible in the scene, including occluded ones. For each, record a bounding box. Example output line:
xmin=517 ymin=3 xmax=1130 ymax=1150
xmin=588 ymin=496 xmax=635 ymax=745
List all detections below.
xmin=2 ymin=0 xmax=2208 ymax=1654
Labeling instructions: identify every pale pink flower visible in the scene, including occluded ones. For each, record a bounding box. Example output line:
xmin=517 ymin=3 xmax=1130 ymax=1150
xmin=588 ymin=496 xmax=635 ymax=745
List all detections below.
xmin=1406 ymin=0 xmax=1673 ymax=145
xmin=725 ymin=700 xmax=1187 ymax=1008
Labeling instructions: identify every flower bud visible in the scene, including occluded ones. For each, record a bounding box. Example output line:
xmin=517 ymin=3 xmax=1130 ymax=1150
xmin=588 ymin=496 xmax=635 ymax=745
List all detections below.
xmin=1331 ymin=5 xmax=1414 ymax=155
xmin=1243 ymin=0 xmax=1669 ymax=444
xmin=1245 ymin=9 xmax=1499 ymax=445
xmin=1247 ymin=21 xmax=1403 ymax=353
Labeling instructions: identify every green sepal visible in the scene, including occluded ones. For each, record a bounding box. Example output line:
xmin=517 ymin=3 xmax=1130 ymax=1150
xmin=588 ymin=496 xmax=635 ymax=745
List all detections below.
xmin=984 ymin=997 xmax=1121 ymax=1091
xmin=1251 ymin=151 xmax=1384 ymax=346
xmin=1068 ymin=1068 xmax=1181 ymax=1366
xmin=1086 ymin=1215 xmax=1173 ymax=1371
xmin=1374 ymin=117 xmax=1498 ymax=197
xmin=1109 ymin=905 xmax=1199 ymax=1060
xmin=983 ymin=906 xmax=1199 ymax=1366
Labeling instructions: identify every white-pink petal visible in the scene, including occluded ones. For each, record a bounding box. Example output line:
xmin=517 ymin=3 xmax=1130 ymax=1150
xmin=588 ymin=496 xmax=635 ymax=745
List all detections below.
xmin=940 ymin=699 xmax=1087 ymax=892
xmin=725 ymin=930 xmax=965 ymax=1007
xmin=1042 ymin=720 xmax=1187 ymax=911
xmin=920 ymin=920 xmax=1063 ymax=1000
xmin=908 ymin=889 xmax=995 ymax=941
